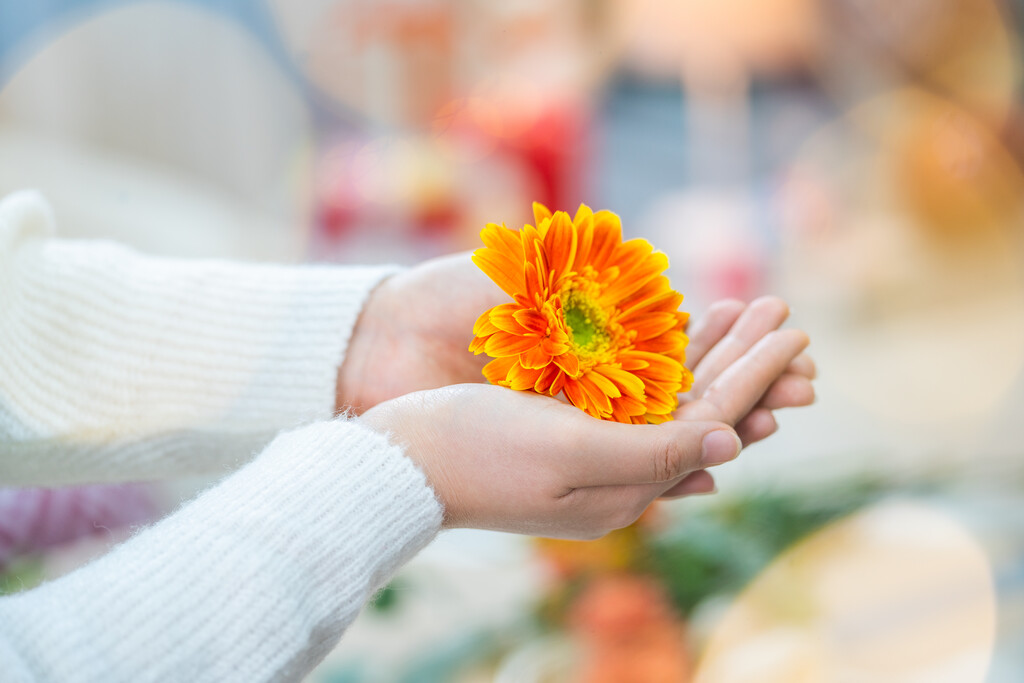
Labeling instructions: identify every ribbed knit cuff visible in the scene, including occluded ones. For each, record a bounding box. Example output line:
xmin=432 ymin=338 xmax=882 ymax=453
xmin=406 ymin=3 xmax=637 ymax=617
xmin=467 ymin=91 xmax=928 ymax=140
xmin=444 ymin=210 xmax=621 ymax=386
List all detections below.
xmin=0 ymin=419 xmax=443 ymax=682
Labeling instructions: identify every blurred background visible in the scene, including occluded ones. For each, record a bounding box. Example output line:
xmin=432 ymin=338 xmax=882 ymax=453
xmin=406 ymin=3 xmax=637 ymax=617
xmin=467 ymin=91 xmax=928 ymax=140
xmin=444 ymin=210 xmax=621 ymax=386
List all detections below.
xmin=1 ymin=0 xmax=1023 ymax=680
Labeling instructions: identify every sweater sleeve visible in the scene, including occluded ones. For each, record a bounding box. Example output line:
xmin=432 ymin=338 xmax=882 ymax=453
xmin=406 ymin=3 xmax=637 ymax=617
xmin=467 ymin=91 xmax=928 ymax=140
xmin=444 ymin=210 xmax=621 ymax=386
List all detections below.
xmin=0 ymin=418 xmax=444 ymax=682
xmin=0 ymin=190 xmax=400 ymax=485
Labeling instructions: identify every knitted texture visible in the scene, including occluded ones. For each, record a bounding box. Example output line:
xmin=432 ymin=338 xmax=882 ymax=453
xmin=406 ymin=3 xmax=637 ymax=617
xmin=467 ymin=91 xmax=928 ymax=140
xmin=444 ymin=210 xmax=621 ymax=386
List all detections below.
xmin=0 ymin=421 xmax=443 ymax=682
xmin=0 ymin=190 xmax=399 ymax=484
xmin=0 ymin=190 xmax=445 ymax=680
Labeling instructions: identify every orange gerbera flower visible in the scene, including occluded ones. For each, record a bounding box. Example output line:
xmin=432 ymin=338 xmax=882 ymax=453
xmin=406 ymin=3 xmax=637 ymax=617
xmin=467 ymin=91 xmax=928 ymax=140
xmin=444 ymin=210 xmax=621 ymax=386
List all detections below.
xmin=469 ymin=203 xmax=693 ymax=424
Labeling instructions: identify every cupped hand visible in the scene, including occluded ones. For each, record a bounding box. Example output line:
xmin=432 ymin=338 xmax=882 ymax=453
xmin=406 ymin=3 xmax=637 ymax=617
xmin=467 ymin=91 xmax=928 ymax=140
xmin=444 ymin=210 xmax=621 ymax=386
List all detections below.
xmin=361 ymin=384 xmax=740 ymax=539
xmin=359 ymin=319 xmax=810 ymax=538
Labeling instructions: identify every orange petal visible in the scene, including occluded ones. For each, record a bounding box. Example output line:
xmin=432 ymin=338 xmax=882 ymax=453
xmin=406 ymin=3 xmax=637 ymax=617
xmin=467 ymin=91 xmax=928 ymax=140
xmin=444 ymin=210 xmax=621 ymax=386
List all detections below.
xmin=594 ymin=365 xmax=646 ymax=400
xmin=574 ymin=208 xmax=594 ymax=266
xmin=508 ymin=362 xmax=543 ymax=391
xmin=485 ymin=331 xmax=542 ymax=357
xmin=562 ymin=379 xmax=587 ymax=412
xmin=579 ymin=375 xmax=613 ymax=416
xmin=533 ymin=202 xmax=553 ymax=227
xmin=618 ymin=280 xmax=683 ymax=319
xmin=679 ymin=366 xmax=695 ymax=394
xmin=645 ymin=411 xmax=673 ymax=425
xmin=635 ymin=330 xmax=689 ymax=357
xmin=542 ymin=337 xmax=570 ymax=357
xmin=601 ymin=248 xmax=668 ymax=306
xmin=550 ymin=371 xmax=566 ymax=397
xmin=584 ymin=370 xmax=621 ymax=400
xmin=630 ymin=351 xmax=684 ymax=383
xmin=481 ymin=222 xmax=523 ymax=259
xmin=473 ymin=308 xmax=500 ymax=336
xmin=490 ymin=303 xmax=531 ymax=335
xmin=520 ymin=344 xmax=551 ymax=369
xmin=543 ymin=211 xmax=577 ymax=281
xmin=573 ymin=203 xmax=594 ymax=227
xmin=612 ymin=395 xmax=648 ymax=416
xmin=629 ymin=312 xmax=682 ymax=341
xmin=482 ymin=356 xmax=517 ymax=385
xmin=524 ymin=261 xmax=543 ymax=305
xmin=610 ymin=403 xmax=632 ymax=423
xmin=513 ymin=308 xmax=549 ymax=335
xmin=589 ymin=210 xmax=623 ymax=269
xmin=534 ymin=364 xmax=561 ymax=393
xmin=619 ymin=353 xmax=651 ymax=372
xmin=553 ymin=352 xmax=581 ymax=377
xmin=643 ymin=381 xmax=679 ymax=414
xmin=469 ymin=335 xmax=489 ymax=354
xmin=472 ymin=248 xmax=524 ymax=298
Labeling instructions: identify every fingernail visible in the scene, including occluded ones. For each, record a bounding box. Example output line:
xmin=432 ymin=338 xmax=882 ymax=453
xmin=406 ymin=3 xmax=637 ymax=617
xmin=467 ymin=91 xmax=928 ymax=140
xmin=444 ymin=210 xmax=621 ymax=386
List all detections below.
xmin=702 ymin=430 xmax=741 ymax=466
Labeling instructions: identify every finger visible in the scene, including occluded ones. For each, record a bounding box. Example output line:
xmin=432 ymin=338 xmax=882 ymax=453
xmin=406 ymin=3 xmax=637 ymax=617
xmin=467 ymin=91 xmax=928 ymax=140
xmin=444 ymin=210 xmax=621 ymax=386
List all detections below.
xmin=735 ymin=408 xmax=778 ymax=446
xmin=787 ymin=353 xmax=816 ymax=379
xmin=568 ymin=469 xmax=717 ymax=532
xmin=563 ymin=419 xmax=741 ymax=488
xmin=685 ymin=299 xmax=745 ymax=370
xmin=659 ymin=469 xmax=717 ymax=499
xmin=759 ymin=374 xmax=815 ymax=410
xmin=697 ymin=329 xmax=810 ymax=424
xmin=690 ymin=296 xmax=790 ymax=397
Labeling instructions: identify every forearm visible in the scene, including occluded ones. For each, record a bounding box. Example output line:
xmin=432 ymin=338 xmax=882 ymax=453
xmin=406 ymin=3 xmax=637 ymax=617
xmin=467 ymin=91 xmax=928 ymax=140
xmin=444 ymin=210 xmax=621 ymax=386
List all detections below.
xmin=0 ymin=419 xmax=442 ymax=682
xmin=0 ymin=190 xmax=398 ymax=485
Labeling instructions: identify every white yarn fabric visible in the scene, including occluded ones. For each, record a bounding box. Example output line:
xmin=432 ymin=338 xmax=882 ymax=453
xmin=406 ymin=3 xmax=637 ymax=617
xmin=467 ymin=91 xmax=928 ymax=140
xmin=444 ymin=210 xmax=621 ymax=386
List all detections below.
xmin=0 ymin=191 xmax=444 ymax=681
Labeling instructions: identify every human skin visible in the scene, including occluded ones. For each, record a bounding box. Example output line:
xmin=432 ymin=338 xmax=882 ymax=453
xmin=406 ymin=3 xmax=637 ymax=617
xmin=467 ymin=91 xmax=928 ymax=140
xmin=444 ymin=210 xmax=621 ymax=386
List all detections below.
xmin=342 ymin=253 xmax=814 ymax=536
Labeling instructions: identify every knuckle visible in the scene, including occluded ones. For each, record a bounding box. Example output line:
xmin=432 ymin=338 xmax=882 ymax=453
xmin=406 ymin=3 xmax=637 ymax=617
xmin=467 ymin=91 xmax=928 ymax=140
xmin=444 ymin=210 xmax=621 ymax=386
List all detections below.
xmin=652 ymin=438 xmax=686 ymax=482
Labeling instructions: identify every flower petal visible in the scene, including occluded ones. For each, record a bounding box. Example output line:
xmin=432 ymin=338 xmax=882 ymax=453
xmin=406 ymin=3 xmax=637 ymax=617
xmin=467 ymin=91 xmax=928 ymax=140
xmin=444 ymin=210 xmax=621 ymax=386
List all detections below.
xmin=553 ymin=352 xmax=581 ymax=377
xmin=473 ymin=308 xmax=499 ymax=337
xmin=579 ymin=374 xmax=613 ymax=416
xmin=601 ymin=246 xmax=668 ymax=305
xmin=508 ymin=363 xmax=543 ymax=391
xmin=485 ymin=331 xmax=541 ymax=357
xmin=520 ymin=344 xmax=551 ymax=369
xmin=469 ymin=334 xmax=489 ymax=354
xmin=589 ymin=210 xmax=622 ymax=269
xmin=594 ymin=365 xmax=645 ymax=400
xmin=482 ymin=356 xmax=518 ymax=385
xmin=586 ymin=370 xmax=621 ymax=400
xmin=543 ymin=211 xmax=577 ymax=282
xmin=630 ymin=351 xmax=684 ymax=383
xmin=533 ymin=202 xmax=553 ymax=227
xmin=513 ymin=308 xmax=549 ymax=335
xmin=534 ymin=364 xmax=561 ymax=393
xmin=490 ymin=303 xmax=531 ymax=335
xmin=630 ymin=312 xmax=682 ymax=341
xmin=472 ymin=248 xmax=524 ymax=298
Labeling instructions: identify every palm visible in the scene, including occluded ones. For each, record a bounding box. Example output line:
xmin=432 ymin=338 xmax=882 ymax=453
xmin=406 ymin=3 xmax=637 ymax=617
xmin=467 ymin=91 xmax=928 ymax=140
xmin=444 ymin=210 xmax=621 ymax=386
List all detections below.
xmin=340 ymin=253 xmax=505 ymax=411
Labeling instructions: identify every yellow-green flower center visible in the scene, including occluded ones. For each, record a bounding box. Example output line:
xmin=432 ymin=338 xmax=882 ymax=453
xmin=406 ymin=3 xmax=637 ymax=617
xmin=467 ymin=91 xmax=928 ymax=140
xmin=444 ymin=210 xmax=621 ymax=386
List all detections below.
xmin=562 ymin=290 xmax=610 ymax=357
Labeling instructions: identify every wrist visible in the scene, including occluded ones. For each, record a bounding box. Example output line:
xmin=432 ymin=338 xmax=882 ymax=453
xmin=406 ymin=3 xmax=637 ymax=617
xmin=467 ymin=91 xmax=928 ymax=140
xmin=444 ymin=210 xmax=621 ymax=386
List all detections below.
xmin=336 ymin=274 xmax=399 ymax=414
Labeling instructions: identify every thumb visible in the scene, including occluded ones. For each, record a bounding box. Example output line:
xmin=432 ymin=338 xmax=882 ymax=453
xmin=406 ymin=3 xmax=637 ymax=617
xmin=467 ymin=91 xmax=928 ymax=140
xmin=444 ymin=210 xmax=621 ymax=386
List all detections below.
xmin=561 ymin=418 xmax=741 ymax=488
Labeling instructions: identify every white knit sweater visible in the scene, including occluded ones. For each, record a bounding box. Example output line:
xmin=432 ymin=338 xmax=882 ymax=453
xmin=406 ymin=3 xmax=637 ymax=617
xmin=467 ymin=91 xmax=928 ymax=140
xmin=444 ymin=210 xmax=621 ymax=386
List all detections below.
xmin=0 ymin=191 xmax=444 ymax=681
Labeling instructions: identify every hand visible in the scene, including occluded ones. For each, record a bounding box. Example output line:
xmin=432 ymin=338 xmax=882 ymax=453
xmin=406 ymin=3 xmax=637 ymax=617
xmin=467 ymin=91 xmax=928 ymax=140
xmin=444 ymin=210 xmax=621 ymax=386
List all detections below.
xmin=359 ymin=324 xmax=809 ymax=538
xmin=337 ymin=253 xmax=815 ymax=428
xmin=678 ymin=296 xmax=816 ymax=444
xmin=337 ymin=253 xmax=503 ymax=413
